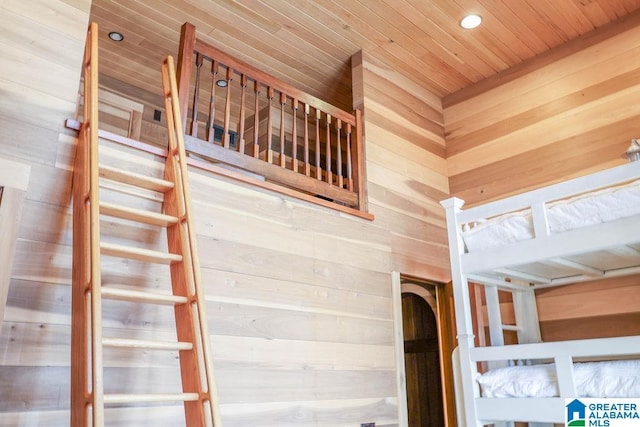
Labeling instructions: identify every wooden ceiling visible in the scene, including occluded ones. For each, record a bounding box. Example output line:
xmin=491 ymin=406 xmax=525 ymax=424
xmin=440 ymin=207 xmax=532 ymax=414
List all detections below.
xmin=90 ymin=0 xmax=640 ymax=112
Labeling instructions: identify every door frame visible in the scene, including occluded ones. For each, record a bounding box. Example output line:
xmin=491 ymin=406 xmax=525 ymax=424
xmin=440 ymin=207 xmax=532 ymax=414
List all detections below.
xmin=392 ymin=272 xmax=457 ymax=427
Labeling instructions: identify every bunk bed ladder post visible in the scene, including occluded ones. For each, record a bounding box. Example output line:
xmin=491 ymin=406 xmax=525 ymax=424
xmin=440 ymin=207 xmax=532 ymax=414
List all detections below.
xmin=484 ymin=287 xmax=505 ymax=348
xmin=513 ymin=289 xmax=542 ymax=346
xmin=514 ymin=287 xmax=552 ymax=427
xmin=71 ymin=23 xmax=221 ymax=426
xmin=484 ymin=287 xmax=514 ymax=427
xmin=440 ymin=198 xmax=483 ymax=427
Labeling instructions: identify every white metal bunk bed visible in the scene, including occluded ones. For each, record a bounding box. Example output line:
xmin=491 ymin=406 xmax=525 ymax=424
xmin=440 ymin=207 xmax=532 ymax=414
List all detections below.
xmin=440 ymin=161 xmax=640 ymax=426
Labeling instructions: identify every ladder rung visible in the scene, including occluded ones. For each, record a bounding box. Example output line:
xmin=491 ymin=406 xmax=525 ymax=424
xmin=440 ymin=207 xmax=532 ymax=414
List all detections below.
xmin=99 ymin=164 xmax=174 ymax=193
xmin=102 ymin=337 xmax=193 ymax=351
xmin=99 ymin=201 xmax=178 ymax=227
xmin=101 ymin=286 xmax=188 ymax=305
xmin=100 ymin=242 xmax=182 ymax=264
xmin=103 ymin=393 xmax=199 ymax=404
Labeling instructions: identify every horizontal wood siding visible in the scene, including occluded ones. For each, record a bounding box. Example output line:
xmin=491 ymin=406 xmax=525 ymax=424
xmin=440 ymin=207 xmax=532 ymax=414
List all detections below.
xmin=2 ymin=131 xmax=400 ymax=425
xmin=537 ymin=274 xmax=640 ymax=342
xmin=444 ymin=24 xmax=640 ymax=343
xmin=445 ymin=23 xmax=640 ymax=206
xmin=0 ymin=8 xmax=413 ymax=424
xmin=356 ymin=51 xmax=451 ymax=283
xmin=0 ymin=0 xmax=92 ymax=424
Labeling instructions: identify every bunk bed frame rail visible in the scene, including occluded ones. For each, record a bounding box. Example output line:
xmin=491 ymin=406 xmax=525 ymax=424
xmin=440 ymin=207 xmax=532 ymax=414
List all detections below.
xmin=441 ymin=162 xmax=640 ymax=427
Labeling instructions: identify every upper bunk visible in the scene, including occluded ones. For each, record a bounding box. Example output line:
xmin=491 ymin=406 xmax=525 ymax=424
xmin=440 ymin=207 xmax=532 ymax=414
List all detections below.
xmin=441 ymin=161 xmax=640 ymax=290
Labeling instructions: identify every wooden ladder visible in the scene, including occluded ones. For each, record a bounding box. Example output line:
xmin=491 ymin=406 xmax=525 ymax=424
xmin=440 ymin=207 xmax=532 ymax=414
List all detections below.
xmin=71 ymin=22 xmax=221 ymax=426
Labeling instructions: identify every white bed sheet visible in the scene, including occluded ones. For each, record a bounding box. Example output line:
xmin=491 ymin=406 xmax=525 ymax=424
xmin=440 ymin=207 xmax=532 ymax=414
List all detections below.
xmin=462 ymin=180 xmax=640 ymax=253
xmin=477 ymin=360 xmax=640 ymax=398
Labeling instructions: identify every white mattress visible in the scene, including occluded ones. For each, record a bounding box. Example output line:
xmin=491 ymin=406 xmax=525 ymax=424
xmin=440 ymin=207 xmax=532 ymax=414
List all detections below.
xmin=462 ymin=180 xmax=640 ymax=252
xmin=477 ymin=360 xmax=640 ymax=398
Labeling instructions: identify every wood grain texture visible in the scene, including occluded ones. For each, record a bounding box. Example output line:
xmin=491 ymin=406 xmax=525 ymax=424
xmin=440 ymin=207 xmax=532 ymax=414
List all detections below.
xmin=0 ymin=398 xmax=399 ymax=427
xmin=1 ymin=51 xmax=404 ymax=426
xmin=200 ymin=268 xmax=393 ymax=320
xmin=536 ymin=274 xmax=640 ymax=323
xmin=13 ymin=1 xmax=640 ymax=424
xmin=0 ymin=6 xmax=91 ymax=426
xmin=358 ymin=53 xmax=451 ymax=283
xmin=446 ymin=22 xmax=640 ymax=206
xmin=88 ymin=0 xmax=640 ymax=115
xmin=0 ymin=187 xmax=27 ymax=325
xmin=0 ymin=365 xmax=396 ymax=409
xmin=447 ymin=20 xmax=640 ymax=397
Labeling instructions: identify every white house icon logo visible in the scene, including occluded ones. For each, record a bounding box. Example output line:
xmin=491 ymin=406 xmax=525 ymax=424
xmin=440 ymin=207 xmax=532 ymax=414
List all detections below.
xmin=567 ymin=399 xmax=586 ymax=426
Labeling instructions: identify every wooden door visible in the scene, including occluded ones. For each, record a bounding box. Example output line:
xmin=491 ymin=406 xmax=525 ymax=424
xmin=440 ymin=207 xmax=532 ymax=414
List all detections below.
xmin=402 ymin=293 xmax=445 ymax=427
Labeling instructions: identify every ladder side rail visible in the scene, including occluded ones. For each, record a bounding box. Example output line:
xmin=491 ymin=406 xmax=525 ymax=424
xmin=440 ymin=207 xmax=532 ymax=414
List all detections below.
xmin=71 ymin=21 xmax=105 ymax=427
xmin=162 ymin=58 xmax=206 ymax=427
xmin=87 ymin=21 xmax=105 ymax=426
xmin=70 ymin=21 xmax=94 ymax=427
xmin=162 ymin=55 xmax=222 ymax=427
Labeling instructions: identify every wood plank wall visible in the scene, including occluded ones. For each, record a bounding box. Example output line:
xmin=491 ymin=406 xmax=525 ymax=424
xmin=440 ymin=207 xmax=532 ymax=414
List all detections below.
xmin=6 ymin=3 xmax=640 ymax=425
xmin=0 ymin=4 xmax=454 ymax=425
xmin=354 ymin=51 xmax=451 ymax=283
xmin=0 ymin=44 xmax=402 ymax=427
xmin=0 ymin=159 xmax=31 ymax=325
xmin=0 ymin=0 xmax=92 ymax=425
xmin=444 ymin=21 xmax=640 ymax=342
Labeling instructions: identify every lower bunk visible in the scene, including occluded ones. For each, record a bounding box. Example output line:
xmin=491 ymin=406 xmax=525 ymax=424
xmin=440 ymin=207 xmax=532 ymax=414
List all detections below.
xmin=454 ymin=336 xmax=640 ymax=425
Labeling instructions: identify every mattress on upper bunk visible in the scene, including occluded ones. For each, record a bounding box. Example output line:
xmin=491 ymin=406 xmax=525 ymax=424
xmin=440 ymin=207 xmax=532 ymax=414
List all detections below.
xmin=477 ymin=360 xmax=640 ymax=398
xmin=462 ymin=180 xmax=640 ymax=253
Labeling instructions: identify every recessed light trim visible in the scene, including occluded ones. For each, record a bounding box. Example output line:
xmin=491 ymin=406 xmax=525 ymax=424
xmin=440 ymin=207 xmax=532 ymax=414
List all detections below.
xmin=108 ymin=31 xmax=124 ymax=42
xmin=460 ymin=14 xmax=482 ymax=29
xmin=216 ymin=79 xmax=229 ymax=88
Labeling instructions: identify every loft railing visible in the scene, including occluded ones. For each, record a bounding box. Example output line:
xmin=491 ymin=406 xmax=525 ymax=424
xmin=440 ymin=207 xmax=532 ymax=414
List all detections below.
xmin=175 ymin=23 xmax=367 ymax=214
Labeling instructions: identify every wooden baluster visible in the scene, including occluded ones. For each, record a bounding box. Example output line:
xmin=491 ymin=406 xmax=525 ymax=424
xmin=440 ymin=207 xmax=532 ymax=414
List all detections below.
xmin=253 ymin=81 xmax=261 ymax=158
xmin=336 ymin=119 xmax=343 ymax=188
xmin=190 ymin=53 xmax=204 ymax=137
xmin=222 ymin=67 xmax=233 ymax=149
xmin=238 ymin=74 xmax=247 ymax=154
xmin=291 ymin=98 xmax=298 ymax=173
xmin=346 ymin=123 xmax=353 ymax=191
xmin=354 ymin=109 xmax=366 ymax=211
xmin=206 ymin=60 xmax=219 ymax=143
xmin=279 ymin=91 xmax=286 ymax=168
xmin=325 ymin=113 xmax=332 ymax=185
xmin=315 ymin=109 xmax=321 ymax=180
xmin=176 ymin=23 xmax=196 ymax=131
xmin=303 ymin=104 xmax=310 ymax=176
xmin=266 ymin=87 xmax=274 ymax=164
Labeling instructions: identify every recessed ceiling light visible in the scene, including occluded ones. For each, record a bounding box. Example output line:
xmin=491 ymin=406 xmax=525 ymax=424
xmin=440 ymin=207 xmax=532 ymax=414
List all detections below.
xmin=108 ymin=31 xmax=124 ymax=42
xmin=460 ymin=14 xmax=482 ymax=29
xmin=216 ymin=79 xmax=228 ymax=88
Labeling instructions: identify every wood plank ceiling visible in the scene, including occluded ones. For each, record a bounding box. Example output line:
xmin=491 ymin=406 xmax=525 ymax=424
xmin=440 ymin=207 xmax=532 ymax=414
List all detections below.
xmin=90 ymin=0 xmax=640 ymax=112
